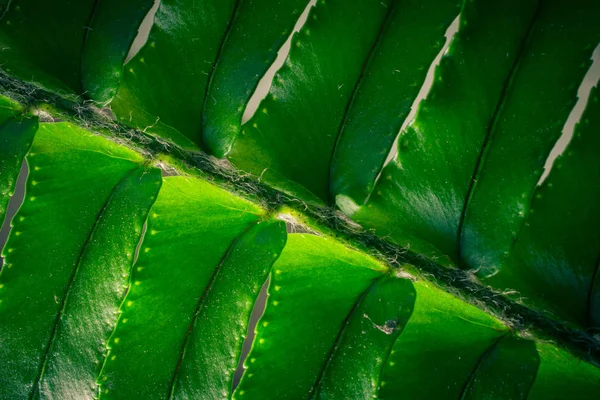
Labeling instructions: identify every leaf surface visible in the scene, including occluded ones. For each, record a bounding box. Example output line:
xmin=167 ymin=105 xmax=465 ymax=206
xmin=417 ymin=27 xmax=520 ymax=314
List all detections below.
xmin=235 ymin=233 xmax=396 ymax=399
xmin=353 ymin=0 xmax=539 ymax=260
xmin=110 ymin=0 xmax=238 ymax=147
xmin=502 ymin=85 xmax=600 ymax=327
xmin=330 ymin=0 xmax=460 ymax=205
xmin=0 ymin=96 xmax=37 ymax=225
xmin=228 ymin=0 xmax=394 ymax=202
xmin=528 ymin=342 xmax=600 ymax=399
xmin=460 ymin=0 xmax=600 ymax=275
xmin=0 ymin=122 xmax=161 ymax=399
xmin=202 ymin=0 xmax=309 ymax=157
xmin=0 ymin=0 xmax=96 ymax=93
xmin=236 ymin=233 xmax=566 ymax=399
xmin=98 ymin=176 xmax=286 ymax=399
xmin=82 ymin=0 xmax=156 ymax=102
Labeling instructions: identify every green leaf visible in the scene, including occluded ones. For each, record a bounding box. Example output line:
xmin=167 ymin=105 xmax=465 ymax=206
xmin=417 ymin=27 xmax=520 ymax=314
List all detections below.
xmin=227 ymin=0 xmax=459 ymax=203
xmin=228 ymin=0 xmax=394 ymax=202
xmin=460 ymin=0 xmax=600 ymax=276
xmin=98 ymin=176 xmax=286 ymax=399
xmin=459 ymin=335 xmax=539 ymax=400
xmin=330 ymin=0 xmax=461 ymax=205
xmin=234 ymin=233 xmax=394 ymax=398
xmin=0 ymin=122 xmax=161 ymax=399
xmin=377 ymin=282 xmax=509 ymax=398
xmin=110 ymin=0 xmax=238 ymax=148
xmin=82 ymin=0 xmax=156 ymax=103
xmin=528 ymin=342 xmax=600 ymax=399
xmin=0 ymin=0 xmax=96 ymax=93
xmin=0 ymin=96 xmax=37 ymax=225
xmin=499 ymin=86 xmax=600 ymax=327
xmin=201 ymin=0 xmax=308 ymax=158
xmin=236 ymin=233 xmax=572 ymax=399
xmin=352 ymin=0 xmax=539 ymax=260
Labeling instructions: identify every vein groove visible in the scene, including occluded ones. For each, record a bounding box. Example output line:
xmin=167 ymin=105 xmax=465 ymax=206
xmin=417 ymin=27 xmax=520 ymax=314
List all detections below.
xmin=29 ymin=166 xmax=140 ymax=399
xmin=327 ymin=2 xmax=397 ymax=204
xmin=311 ymin=275 xmax=384 ymax=398
xmin=167 ymin=220 xmax=258 ymax=399
xmin=457 ymin=333 xmax=508 ymax=400
xmin=456 ymin=2 xmax=541 ymax=267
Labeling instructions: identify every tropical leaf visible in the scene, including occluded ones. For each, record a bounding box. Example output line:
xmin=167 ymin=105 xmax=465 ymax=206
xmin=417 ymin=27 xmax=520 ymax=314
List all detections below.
xmin=0 ymin=0 xmax=599 ymax=398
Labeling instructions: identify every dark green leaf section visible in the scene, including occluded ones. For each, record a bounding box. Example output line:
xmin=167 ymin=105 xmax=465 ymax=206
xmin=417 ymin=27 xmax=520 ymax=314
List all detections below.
xmin=498 ymin=86 xmax=600 ymax=327
xmin=0 ymin=96 xmax=37 ymax=225
xmin=110 ymin=0 xmax=238 ymax=148
xmin=528 ymin=342 xmax=600 ymax=399
xmin=0 ymin=0 xmax=96 ymax=93
xmin=202 ymin=0 xmax=308 ymax=158
xmin=234 ymin=233 xmax=391 ymax=399
xmin=353 ymin=0 xmax=538 ymax=260
xmin=591 ymin=262 xmax=600 ymax=327
xmin=330 ymin=0 xmax=461 ymax=205
xmin=377 ymin=282 xmax=508 ymax=398
xmin=0 ymin=122 xmax=160 ymax=399
xmin=460 ymin=335 xmax=539 ymax=400
xmin=460 ymin=0 xmax=600 ymax=276
xmin=0 ymin=0 xmax=9 ymax=16
xmin=82 ymin=0 xmax=156 ymax=103
xmin=98 ymin=176 xmax=285 ymax=399
xmin=228 ymin=0 xmax=393 ymax=202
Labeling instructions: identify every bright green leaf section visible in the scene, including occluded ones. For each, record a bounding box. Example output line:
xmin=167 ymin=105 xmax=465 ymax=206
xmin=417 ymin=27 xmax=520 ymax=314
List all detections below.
xmin=330 ymin=0 xmax=461 ymax=205
xmin=354 ymin=0 xmax=538 ymax=260
xmin=460 ymin=335 xmax=539 ymax=400
xmin=499 ymin=86 xmax=600 ymax=327
xmin=0 ymin=122 xmax=160 ymax=399
xmin=314 ymin=275 xmax=415 ymax=399
xmin=228 ymin=0 xmax=393 ymax=202
xmin=0 ymin=0 xmax=96 ymax=93
xmin=202 ymin=0 xmax=308 ymax=158
xmin=98 ymin=176 xmax=284 ymax=399
xmin=460 ymin=0 xmax=600 ymax=275
xmin=82 ymin=0 xmax=156 ymax=103
xmin=528 ymin=342 xmax=600 ymax=399
xmin=235 ymin=233 xmax=392 ymax=399
xmin=378 ymin=281 xmax=507 ymax=398
xmin=110 ymin=0 xmax=237 ymax=148
xmin=0 ymin=95 xmax=22 ymax=116
xmin=0 ymin=99 xmax=37 ymax=225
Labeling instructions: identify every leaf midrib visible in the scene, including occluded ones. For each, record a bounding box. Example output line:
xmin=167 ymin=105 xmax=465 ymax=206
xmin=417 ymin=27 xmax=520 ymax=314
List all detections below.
xmin=2 ymin=69 xmax=598 ymax=367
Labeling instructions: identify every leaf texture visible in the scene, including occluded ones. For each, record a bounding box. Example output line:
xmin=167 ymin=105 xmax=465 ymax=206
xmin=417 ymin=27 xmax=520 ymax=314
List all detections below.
xmin=0 ymin=0 xmax=599 ymax=397
xmin=236 ymin=233 xmax=599 ymax=399
xmin=0 ymin=122 xmax=162 ymax=399
xmin=0 ymin=96 xmax=37 ymax=225
xmin=229 ymin=0 xmax=461 ymax=203
xmin=98 ymin=176 xmax=286 ymax=399
xmin=0 ymin=0 xmax=97 ymax=93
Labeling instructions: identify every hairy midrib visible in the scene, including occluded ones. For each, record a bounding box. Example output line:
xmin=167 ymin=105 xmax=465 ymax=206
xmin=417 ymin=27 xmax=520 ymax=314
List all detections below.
xmin=0 ymin=70 xmax=598 ymax=367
